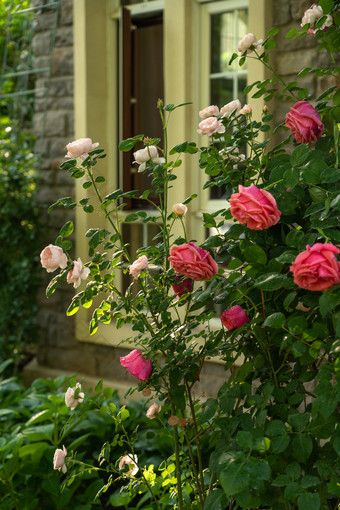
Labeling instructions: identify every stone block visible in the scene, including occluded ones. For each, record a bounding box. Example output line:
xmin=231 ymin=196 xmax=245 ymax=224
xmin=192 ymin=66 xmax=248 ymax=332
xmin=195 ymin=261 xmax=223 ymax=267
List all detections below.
xmin=290 ymin=0 xmax=310 ymax=21
xmin=32 ymin=31 xmax=52 ymax=56
xmin=274 ymin=0 xmax=291 ymax=26
xmin=56 ymin=26 xmax=73 ymax=47
xmin=50 ymin=137 xmax=75 ymax=158
xmin=45 ymin=110 xmax=67 ymax=137
xmin=52 ymin=47 xmax=74 ymax=77
xmin=276 ymin=48 xmax=316 ymax=76
xmin=46 ymin=347 xmax=97 ymax=375
xmin=60 ymin=0 xmax=73 ymax=26
xmin=49 ymin=77 xmax=74 ymax=97
xmin=34 ymin=11 xmax=56 ymax=32
xmin=275 ymin=26 xmax=317 ymax=51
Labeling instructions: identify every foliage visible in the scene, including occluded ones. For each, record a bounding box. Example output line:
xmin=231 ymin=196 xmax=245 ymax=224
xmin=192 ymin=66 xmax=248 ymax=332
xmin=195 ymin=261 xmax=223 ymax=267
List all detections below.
xmin=0 ymin=120 xmax=41 ymax=370
xmin=42 ymin=5 xmax=340 ymax=510
xmin=0 ymin=0 xmax=41 ymax=370
xmin=0 ymin=359 xmax=175 ymax=509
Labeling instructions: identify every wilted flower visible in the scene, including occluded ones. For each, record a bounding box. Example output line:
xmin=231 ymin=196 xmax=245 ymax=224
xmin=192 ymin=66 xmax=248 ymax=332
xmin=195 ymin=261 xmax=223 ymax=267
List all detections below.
xmin=119 ymin=454 xmax=139 ymax=476
xmin=146 ymin=403 xmax=162 ymax=419
xmin=67 ymin=258 xmax=90 ymax=289
xmin=65 ymin=382 xmax=85 ymax=410
xmin=53 ymin=446 xmax=67 ymax=473
xmin=129 ymin=255 xmax=149 ymax=279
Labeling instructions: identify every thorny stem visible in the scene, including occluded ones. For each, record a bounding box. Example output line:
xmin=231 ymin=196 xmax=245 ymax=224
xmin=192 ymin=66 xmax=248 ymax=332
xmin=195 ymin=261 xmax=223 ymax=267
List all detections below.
xmin=261 ymin=289 xmax=278 ymax=387
xmin=170 ymin=401 xmax=184 ymax=510
xmin=185 ymin=380 xmax=205 ymax=499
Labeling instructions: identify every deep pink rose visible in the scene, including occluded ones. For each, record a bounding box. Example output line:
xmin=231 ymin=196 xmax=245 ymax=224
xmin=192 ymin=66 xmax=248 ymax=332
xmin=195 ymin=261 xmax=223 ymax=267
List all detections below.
xmin=229 ymin=185 xmax=281 ymax=230
xmin=120 ymin=349 xmax=152 ymax=381
xmin=290 ymin=243 xmax=340 ymax=291
xmin=197 ymin=117 xmax=225 ymax=136
xmin=285 ymin=101 xmax=324 ymax=144
xmin=168 ymin=242 xmax=219 ymax=281
xmin=172 ymin=276 xmax=193 ymax=297
xmin=221 ymin=306 xmax=250 ymax=330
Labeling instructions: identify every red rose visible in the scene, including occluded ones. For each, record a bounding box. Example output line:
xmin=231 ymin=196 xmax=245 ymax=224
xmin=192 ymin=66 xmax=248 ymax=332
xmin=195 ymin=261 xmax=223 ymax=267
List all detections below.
xmin=120 ymin=349 xmax=152 ymax=381
xmin=290 ymin=243 xmax=340 ymax=291
xmin=229 ymin=185 xmax=281 ymax=230
xmin=285 ymin=101 xmax=324 ymax=144
xmin=221 ymin=306 xmax=250 ymax=330
xmin=168 ymin=242 xmax=218 ymax=281
xmin=172 ymin=276 xmax=193 ymax=297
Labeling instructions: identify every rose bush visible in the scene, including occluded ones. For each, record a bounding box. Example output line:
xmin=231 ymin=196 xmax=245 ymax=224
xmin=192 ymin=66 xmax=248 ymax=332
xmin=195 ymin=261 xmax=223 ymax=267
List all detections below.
xmin=41 ymin=4 xmax=340 ymax=508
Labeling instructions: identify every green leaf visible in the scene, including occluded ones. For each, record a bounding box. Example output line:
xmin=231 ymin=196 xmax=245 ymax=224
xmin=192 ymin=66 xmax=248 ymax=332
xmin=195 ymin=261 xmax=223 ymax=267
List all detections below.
xmin=263 ymin=312 xmax=286 ymax=328
xmin=204 ymin=489 xmax=227 ymax=510
xmin=169 ymin=142 xmax=198 ymax=155
xmin=291 ymin=433 xmax=313 ymax=463
xmin=254 ymin=273 xmax=287 ymax=290
xmin=297 ymin=492 xmax=320 ymax=510
xmin=243 ymin=245 xmax=267 ymax=265
xmin=59 ymin=221 xmax=74 ymax=238
xmin=267 ymin=27 xmax=279 ymax=37
xmin=319 ymin=293 xmax=340 ymax=317
xmin=286 ymin=229 xmax=305 ymax=248
xmin=236 ymin=430 xmax=253 ymax=449
xmin=220 ymin=460 xmax=248 ymax=497
xmin=266 ymin=419 xmax=286 ymax=437
xmin=60 ymin=159 xmax=77 ymax=170
xmin=201 ymin=398 xmax=218 ymax=422
xmin=291 ymin=144 xmax=309 ymax=166
xmin=264 ymin=39 xmax=276 ymax=50
xmin=286 ymin=28 xmax=300 ymax=39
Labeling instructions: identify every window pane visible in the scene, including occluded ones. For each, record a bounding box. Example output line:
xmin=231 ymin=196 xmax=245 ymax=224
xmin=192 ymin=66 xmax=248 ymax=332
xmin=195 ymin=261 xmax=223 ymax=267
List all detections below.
xmin=210 ymin=77 xmax=233 ymax=108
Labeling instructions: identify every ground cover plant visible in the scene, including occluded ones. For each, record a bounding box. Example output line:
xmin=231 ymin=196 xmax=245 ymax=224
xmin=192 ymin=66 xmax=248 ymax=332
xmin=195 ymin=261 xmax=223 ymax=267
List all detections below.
xmin=40 ymin=2 xmax=340 ymax=508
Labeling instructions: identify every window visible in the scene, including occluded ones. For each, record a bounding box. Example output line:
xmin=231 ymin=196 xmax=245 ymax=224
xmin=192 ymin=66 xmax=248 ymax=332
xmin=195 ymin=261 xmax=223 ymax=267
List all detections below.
xmin=121 ymin=2 xmax=164 ymax=208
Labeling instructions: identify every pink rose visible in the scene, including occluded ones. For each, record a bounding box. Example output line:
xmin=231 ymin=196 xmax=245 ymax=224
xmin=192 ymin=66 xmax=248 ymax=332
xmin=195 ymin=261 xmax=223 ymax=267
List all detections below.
xmin=290 ymin=243 xmax=340 ymax=291
xmin=119 ymin=454 xmax=139 ymax=476
xmin=229 ymin=185 xmax=281 ymax=230
xmin=67 ymin=258 xmax=90 ymax=289
xmin=129 ymin=255 xmax=149 ymax=279
xmin=240 ymin=104 xmax=252 ymax=115
xmin=66 ymin=138 xmax=99 ymax=159
xmin=65 ymin=382 xmax=85 ymax=410
xmin=53 ymin=445 xmax=67 ymax=473
xmin=146 ymin=403 xmax=162 ymax=419
xmin=197 ymin=117 xmax=225 ymax=136
xmin=285 ymin=101 xmax=324 ymax=144
xmin=238 ymin=33 xmax=260 ymax=53
xmin=133 ymin=145 xmax=165 ymax=172
xmin=172 ymin=276 xmax=193 ymax=297
xmin=40 ymin=244 xmax=67 ymax=273
xmin=199 ymin=105 xmax=220 ymax=119
xmin=168 ymin=242 xmax=219 ymax=281
xmin=221 ymin=306 xmax=250 ymax=330
xmin=221 ymin=99 xmax=242 ymax=118
xmin=120 ymin=349 xmax=152 ymax=381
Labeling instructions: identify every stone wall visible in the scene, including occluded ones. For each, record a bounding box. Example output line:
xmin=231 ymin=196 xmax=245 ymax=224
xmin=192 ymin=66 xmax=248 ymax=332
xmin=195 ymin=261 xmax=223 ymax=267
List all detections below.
xmin=28 ymin=0 xmax=337 ymax=397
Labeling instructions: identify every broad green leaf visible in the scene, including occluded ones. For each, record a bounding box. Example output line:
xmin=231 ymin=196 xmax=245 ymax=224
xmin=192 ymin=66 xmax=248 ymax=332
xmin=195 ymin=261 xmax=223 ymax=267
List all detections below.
xmin=255 ymin=273 xmax=287 ymax=290
xmin=297 ymin=492 xmax=320 ymax=510
xmin=286 ymin=28 xmax=300 ymax=39
xmin=59 ymin=221 xmax=74 ymax=238
xmin=204 ymin=489 xmax=227 ymax=510
xmin=263 ymin=312 xmax=286 ymax=328
xmin=291 ymin=433 xmax=313 ymax=463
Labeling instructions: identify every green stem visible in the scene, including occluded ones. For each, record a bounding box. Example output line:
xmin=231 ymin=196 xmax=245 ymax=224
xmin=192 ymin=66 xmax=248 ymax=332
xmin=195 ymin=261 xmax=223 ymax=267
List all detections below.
xmin=170 ymin=401 xmax=184 ymax=510
xmin=185 ymin=380 xmax=205 ymax=499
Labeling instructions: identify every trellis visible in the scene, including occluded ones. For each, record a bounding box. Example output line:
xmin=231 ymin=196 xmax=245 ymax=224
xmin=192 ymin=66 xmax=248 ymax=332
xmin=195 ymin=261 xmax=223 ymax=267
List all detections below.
xmin=0 ymin=0 xmax=60 ymax=146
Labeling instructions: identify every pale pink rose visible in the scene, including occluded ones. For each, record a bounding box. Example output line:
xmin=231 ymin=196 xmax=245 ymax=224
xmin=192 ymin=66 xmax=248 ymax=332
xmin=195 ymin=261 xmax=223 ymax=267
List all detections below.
xmin=221 ymin=306 xmax=250 ymax=330
xmin=133 ymin=145 xmax=165 ymax=172
xmin=197 ymin=117 xmax=225 ymax=136
xmin=40 ymin=244 xmax=67 ymax=273
xmin=285 ymin=101 xmax=324 ymax=144
xmin=229 ymin=185 xmax=281 ymax=230
xmin=133 ymin=145 xmax=159 ymax=164
xmin=240 ymin=104 xmax=252 ymax=115
xmin=67 ymin=258 xmax=90 ymax=289
xmin=146 ymin=403 xmax=162 ymax=419
xmin=219 ymin=147 xmax=246 ymax=163
xmin=168 ymin=242 xmax=219 ymax=281
xmin=120 ymin=349 xmax=152 ymax=381
xmin=66 ymin=138 xmax=99 ymax=159
xmin=172 ymin=203 xmax=187 ymax=215
xmin=129 ymin=255 xmax=149 ymax=279
xmin=65 ymin=382 xmax=85 ymax=410
xmin=238 ymin=33 xmax=258 ymax=53
xmin=172 ymin=276 xmax=193 ymax=297
xmin=221 ymin=100 xmax=242 ymax=118
xmin=199 ymin=105 xmax=220 ymax=119
xmin=119 ymin=454 xmax=139 ymax=476
xmin=301 ymin=3 xmax=324 ymax=27
xmin=53 ymin=445 xmax=67 ymax=473
xmin=290 ymin=243 xmax=340 ymax=291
